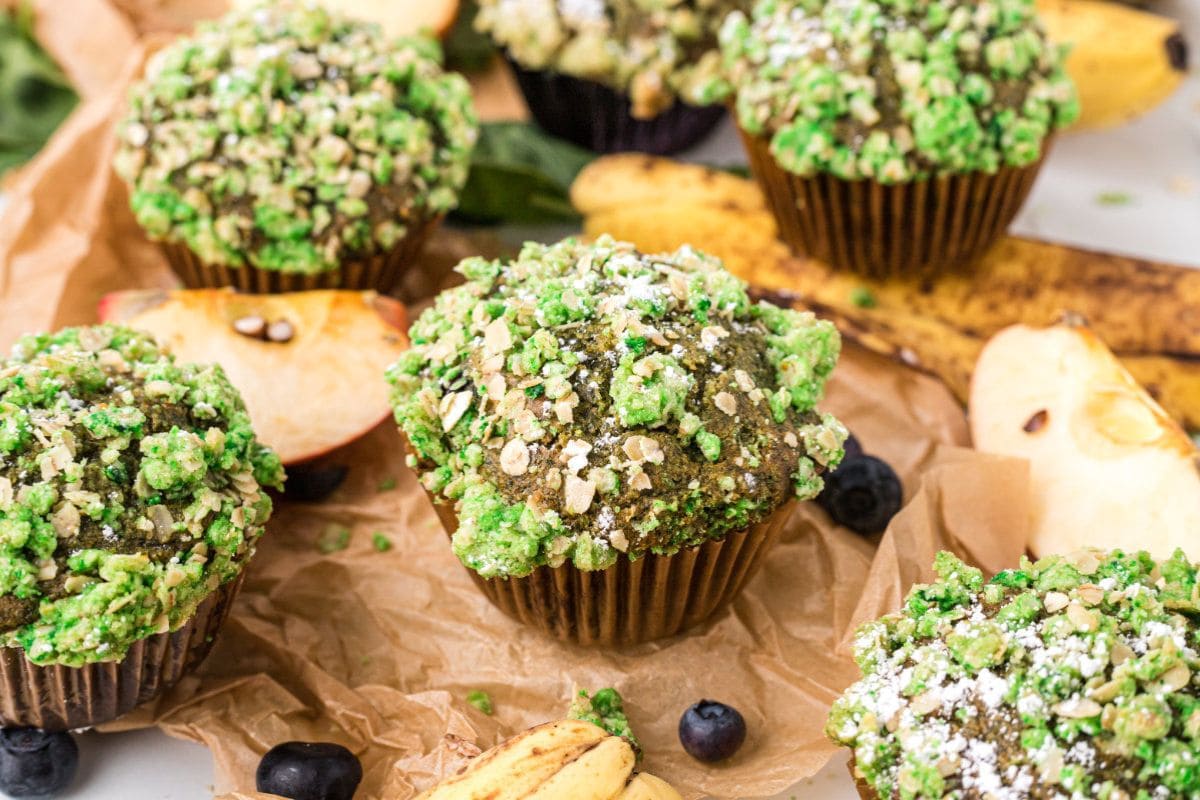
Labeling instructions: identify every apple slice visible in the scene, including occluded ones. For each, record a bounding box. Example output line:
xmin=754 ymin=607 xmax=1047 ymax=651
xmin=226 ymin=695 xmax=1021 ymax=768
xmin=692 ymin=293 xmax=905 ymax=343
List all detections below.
xmin=229 ymin=0 xmax=460 ymax=38
xmin=99 ymin=289 xmax=409 ymax=465
xmin=970 ymin=321 xmax=1200 ymax=561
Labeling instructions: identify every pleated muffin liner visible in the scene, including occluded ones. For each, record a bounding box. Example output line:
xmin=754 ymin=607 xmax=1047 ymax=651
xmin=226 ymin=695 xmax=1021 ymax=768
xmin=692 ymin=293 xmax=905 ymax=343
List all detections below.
xmin=739 ymin=128 xmax=1049 ymax=280
xmin=848 ymin=759 xmax=876 ymax=799
xmin=160 ymin=215 xmax=442 ymax=294
xmin=0 ymin=573 xmax=244 ymax=731
xmin=427 ymin=491 xmax=793 ymax=647
xmin=507 ymin=57 xmax=726 ymax=156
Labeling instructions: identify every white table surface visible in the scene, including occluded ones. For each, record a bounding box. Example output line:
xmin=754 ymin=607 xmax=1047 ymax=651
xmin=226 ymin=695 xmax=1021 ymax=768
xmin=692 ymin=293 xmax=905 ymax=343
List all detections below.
xmin=11 ymin=3 xmax=1200 ymax=797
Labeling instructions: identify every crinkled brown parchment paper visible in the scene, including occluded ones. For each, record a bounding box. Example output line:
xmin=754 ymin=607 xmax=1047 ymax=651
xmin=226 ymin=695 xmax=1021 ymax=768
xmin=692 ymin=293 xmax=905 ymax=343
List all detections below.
xmin=0 ymin=4 xmax=1032 ymax=798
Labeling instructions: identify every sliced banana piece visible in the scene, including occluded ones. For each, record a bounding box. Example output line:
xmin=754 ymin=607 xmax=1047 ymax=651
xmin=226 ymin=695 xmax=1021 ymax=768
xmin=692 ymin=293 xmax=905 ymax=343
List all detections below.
xmin=617 ymin=773 xmax=684 ymax=800
xmin=417 ymin=720 xmax=610 ymax=800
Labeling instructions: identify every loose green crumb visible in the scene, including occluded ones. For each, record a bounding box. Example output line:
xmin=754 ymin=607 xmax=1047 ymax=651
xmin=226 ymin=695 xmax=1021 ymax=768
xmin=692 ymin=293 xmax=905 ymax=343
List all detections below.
xmin=371 ymin=532 xmax=392 ymax=552
xmin=850 ymin=287 xmax=878 ymax=309
xmin=1096 ymin=191 xmax=1135 ymax=207
xmin=467 ymin=689 xmax=494 ymax=715
xmin=377 ymin=477 xmax=398 ymax=492
xmin=317 ymin=525 xmax=351 ymax=554
xmin=569 ymin=688 xmax=641 ymax=756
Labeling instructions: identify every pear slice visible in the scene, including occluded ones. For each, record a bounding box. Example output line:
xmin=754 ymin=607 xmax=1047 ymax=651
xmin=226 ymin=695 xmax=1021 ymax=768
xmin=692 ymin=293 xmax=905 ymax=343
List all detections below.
xmin=969 ymin=322 xmax=1200 ymax=560
xmin=99 ymin=289 xmax=408 ymax=466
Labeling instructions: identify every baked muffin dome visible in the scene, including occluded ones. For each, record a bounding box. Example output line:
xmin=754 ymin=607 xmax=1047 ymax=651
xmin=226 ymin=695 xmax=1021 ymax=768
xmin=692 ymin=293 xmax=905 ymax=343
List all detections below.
xmin=388 ymin=236 xmax=846 ymax=579
xmin=829 ymin=549 xmax=1200 ymax=799
xmin=475 ymin=0 xmax=750 ymax=118
xmin=720 ymin=0 xmax=1079 ymax=182
xmin=0 ymin=325 xmax=283 ymax=666
xmin=114 ymin=1 xmax=478 ymax=274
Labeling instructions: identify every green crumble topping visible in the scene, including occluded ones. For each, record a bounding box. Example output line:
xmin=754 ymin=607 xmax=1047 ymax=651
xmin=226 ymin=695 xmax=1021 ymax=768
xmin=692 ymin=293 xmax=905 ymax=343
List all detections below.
xmin=475 ymin=0 xmax=751 ymax=118
xmin=717 ymin=0 xmax=1079 ymax=183
xmin=569 ymin=687 xmax=640 ymax=754
xmin=114 ymin=1 xmax=478 ymax=274
xmin=828 ymin=549 xmax=1200 ymax=799
xmin=0 ymin=325 xmax=283 ymax=666
xmin=387 ymin=236 xmax=846 ymax=579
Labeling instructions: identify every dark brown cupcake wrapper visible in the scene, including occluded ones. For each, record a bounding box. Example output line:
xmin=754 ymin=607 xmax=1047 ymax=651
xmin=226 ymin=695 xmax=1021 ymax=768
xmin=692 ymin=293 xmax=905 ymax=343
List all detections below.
xmin=0 ymin=573 xmax=244 ymax=731
xmin=427 ymin=492 xmax=793 ymax=647
xmin=848 ymin=757 xmax=876 ymax=799
xmin=160 ymin=215 xmax=442 ymax=294
xmin=739 ymin=128 xmax=1049 ymax=280
xmin=507 ymin=58 xmax=726 ymax=155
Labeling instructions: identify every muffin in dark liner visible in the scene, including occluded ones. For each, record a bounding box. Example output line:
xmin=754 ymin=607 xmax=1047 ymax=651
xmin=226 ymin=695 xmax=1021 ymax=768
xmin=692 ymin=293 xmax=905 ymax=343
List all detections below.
xmin=423 ymin=482 xmax=794 ymax=648
xmin=508 ymin=58 xmax=725 ymax=155
xmin=160 ymin=215 xmax=443 ymax=294
xmin=741 ymin=129 xmax=1050 ymax=280
xmin=0 ymin=575 xmax=243 ymax=731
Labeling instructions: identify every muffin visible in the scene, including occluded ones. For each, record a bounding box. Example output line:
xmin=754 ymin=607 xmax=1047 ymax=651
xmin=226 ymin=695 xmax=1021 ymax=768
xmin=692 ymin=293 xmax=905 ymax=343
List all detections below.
xmin=0 ymin=325 xmax=283 ymax=729
xmin=475 ymin=0 xmax=749 ymax=154
xmin=828 ymin=549 xmax=1200 ymax=799
xmin=720 ymin=0 xmax=1079 ymax=279
xmin=114 ymin=1 xmax=478 ymax=294
xmin=387 ymin=236 xmax=846 ymax=646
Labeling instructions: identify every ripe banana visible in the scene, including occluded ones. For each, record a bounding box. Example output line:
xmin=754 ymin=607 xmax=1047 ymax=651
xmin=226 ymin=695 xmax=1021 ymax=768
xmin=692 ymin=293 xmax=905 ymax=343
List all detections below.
xmin=572 ymin=155 xmax=1200 ymax=431
xmin=417 ymin=720 xmax=682 ymax=800
xmin=1037 ymin=0 xmax=1188 ymax=129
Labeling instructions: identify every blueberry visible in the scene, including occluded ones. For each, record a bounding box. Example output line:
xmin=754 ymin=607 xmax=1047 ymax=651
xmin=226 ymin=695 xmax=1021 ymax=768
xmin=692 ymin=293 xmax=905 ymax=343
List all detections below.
xmin=842 ymin=433 xmax=864 ymax=461
xmin=0 ymin=728 xmax=78 ymax=798
xmin=256 ymin=741 xmax=362 ymax=800
xmin=678 ymin=700 xmax=747 ymax=763
xmin=817 ymin=454 xmax=903 ymax=536
xmin=284 ymin=464 xmax=349 ymax=503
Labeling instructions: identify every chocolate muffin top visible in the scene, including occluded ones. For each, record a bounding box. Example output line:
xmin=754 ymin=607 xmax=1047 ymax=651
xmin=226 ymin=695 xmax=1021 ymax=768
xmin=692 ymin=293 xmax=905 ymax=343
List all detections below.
xmin=828 ymin=550 xmax=1200 ymax=799
xmin=718 ymin=0 xmax=1079 ymax=183
xmin=475 ymin=0 xmax=751 ymax=118
xmin=0 ymin=326 xmax=283 ymax=666
xmin=388 ymin=236 xmax=846 ymax=579
xmin=114 ymin=1 xmax=478 ymax=275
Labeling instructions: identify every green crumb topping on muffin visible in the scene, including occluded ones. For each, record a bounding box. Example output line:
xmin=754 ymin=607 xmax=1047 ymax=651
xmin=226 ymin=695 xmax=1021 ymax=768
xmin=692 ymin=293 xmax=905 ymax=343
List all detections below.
xmin=387 ymin=236 xmax=846 ymax=579
xmin=718 ymin=0 xmax=1079 ymax=183
xmin=570 ymin=687 xmax=640 ymax=752
xmin=828 ymin=549 xmax=1200 ymax=799
xmin=114 ymin=1 xmax=478 ymax=274
xmin=0 ymin=325 xmax=283 ymax=666
xmin=475 ymin=0 xmax=751 ymax=118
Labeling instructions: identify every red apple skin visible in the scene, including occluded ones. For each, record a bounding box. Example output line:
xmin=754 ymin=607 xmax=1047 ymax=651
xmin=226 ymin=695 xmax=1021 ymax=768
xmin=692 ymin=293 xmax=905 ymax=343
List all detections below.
xmin=98 ymin=289 xmax=410 ymax=466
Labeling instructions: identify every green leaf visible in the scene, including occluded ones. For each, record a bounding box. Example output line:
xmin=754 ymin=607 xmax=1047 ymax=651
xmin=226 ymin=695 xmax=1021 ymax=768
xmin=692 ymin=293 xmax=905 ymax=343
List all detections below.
xmin=452 ymin=122 xmax=596 ymax=225
xmin=0 ymin=6 xmax=77 ymax=175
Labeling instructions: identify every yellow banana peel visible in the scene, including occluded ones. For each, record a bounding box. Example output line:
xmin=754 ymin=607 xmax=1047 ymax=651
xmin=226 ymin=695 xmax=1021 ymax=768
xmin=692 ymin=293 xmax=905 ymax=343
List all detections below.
xmin=571 ymin=155 xmax=1200 ymax=431
xmin=1038 ymin=0 xmax=1188 ymax=129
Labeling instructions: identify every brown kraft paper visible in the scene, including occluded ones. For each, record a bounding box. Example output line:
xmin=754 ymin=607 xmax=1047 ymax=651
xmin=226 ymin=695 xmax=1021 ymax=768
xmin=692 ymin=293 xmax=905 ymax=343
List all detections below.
xmin=0 ymin=3 xmax=1035 ymax=798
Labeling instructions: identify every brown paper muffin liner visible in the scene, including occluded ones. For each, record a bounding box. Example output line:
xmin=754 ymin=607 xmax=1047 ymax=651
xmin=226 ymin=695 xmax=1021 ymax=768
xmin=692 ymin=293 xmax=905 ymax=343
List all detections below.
xmin=160 ymin=215 xmax=442 ymax=294
xmin=507 ymin=58 xmax=726 ymax=155
xmin=739 ymin=128 xmax=1049 ymax=280
xmin=0 ymin=573 xmax=244 ymax=731
xmin=849 ymin=758 xmax=876 ymax=799
xmin=427 ymin=492 xmax=794 ymax=647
